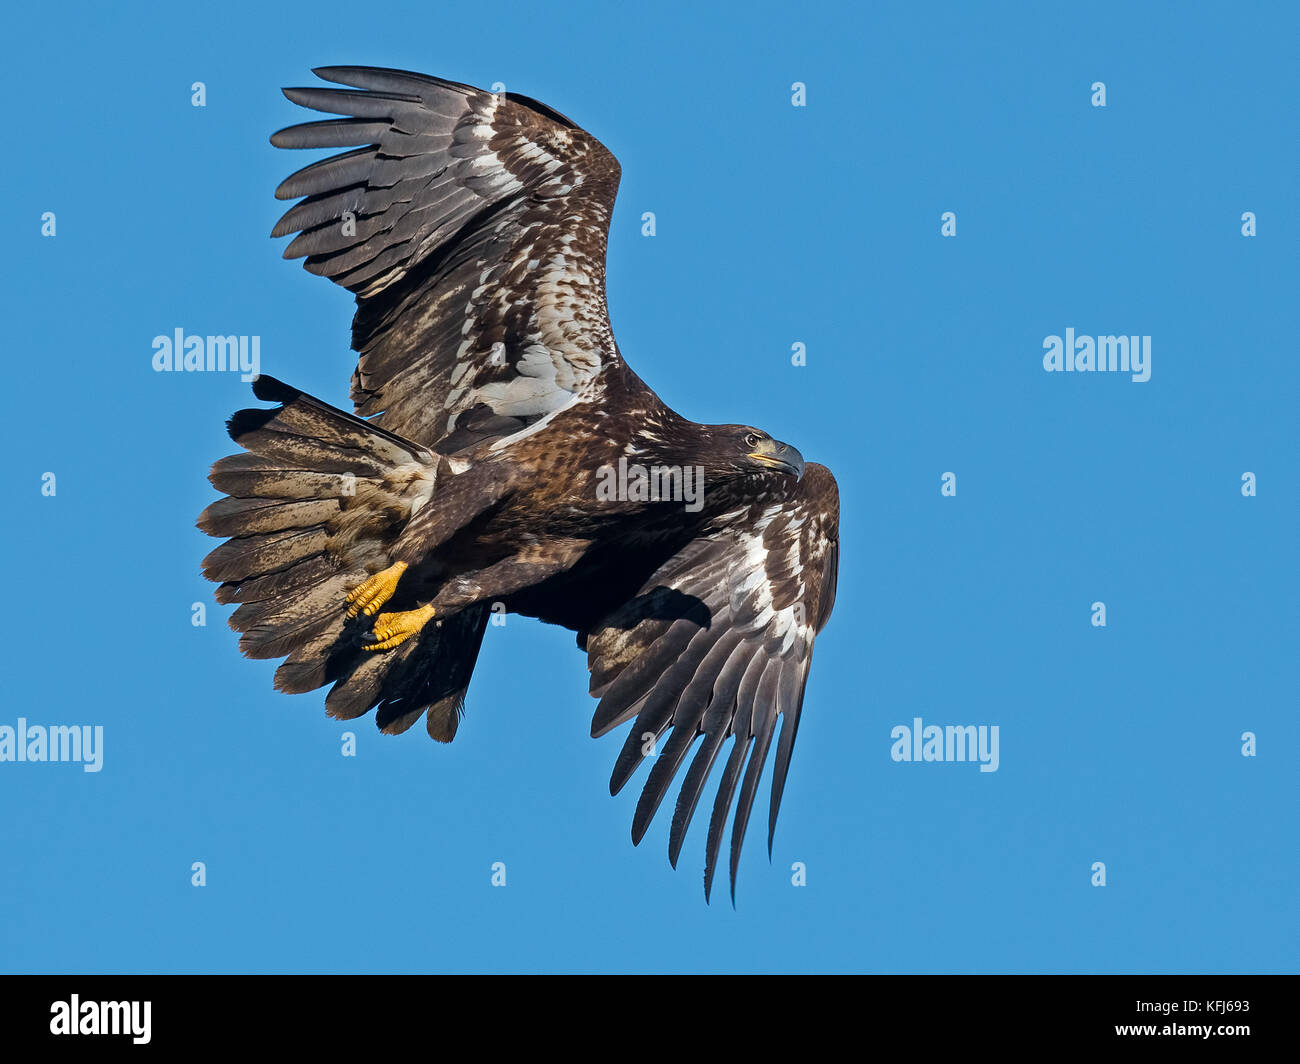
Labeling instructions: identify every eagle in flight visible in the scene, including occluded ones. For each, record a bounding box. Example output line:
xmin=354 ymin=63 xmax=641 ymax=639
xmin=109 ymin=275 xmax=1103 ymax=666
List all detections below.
xmin=199 ymin=67 xmax=840 ymax=901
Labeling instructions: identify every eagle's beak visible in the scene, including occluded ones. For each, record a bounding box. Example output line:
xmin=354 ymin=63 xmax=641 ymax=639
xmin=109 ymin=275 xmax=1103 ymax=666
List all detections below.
xmin=748 ymin=439 xmax=805 ymax=480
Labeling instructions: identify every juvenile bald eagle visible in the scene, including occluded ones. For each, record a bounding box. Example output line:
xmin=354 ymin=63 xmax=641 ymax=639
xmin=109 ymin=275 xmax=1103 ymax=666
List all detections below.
xmin=199 ymin=66 xmax=840 ymax=901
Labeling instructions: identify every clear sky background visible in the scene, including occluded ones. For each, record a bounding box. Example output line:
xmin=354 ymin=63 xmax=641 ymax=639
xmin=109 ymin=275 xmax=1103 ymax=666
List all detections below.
xmin=1 ymin=1 xmax=1294 ymax=973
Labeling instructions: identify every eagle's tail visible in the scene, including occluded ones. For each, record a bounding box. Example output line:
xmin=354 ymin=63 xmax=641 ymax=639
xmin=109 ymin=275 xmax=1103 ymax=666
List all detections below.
xmin=198 ymin=375 xmax=489 ymax=741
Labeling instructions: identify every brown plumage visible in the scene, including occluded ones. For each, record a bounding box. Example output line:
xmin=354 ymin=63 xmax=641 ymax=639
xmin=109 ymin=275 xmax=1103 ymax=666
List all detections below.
xmin=198 ymin=66 xmax=840 ymax=901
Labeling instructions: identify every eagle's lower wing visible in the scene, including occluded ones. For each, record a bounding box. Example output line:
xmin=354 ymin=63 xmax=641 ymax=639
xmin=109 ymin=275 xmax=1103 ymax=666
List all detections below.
xmin=585 ymin=465 xmax=840 ymax=902
xmin=270 ymin=66 xmax=623 ymax=450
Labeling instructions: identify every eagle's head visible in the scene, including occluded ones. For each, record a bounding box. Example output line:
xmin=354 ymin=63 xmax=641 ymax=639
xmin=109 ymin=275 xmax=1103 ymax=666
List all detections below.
xmin=712 ymin=425 xmax=805 ymax=482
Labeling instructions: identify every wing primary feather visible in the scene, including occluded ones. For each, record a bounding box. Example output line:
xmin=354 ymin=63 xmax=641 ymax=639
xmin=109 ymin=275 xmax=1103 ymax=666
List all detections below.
xmin=630 ymin=725 xmax=699 ymax=846
xmin=703 ymin=734 xmax=752 ymax=905
xmin=668 ymin=724 xmax=727 ymax=870
xmin=607 ymin=620 xmax=733 ymax=794
xmin=728 ymin=664 xmax=783 ymax=901
xmin=590 ymin=617 xmax=706 ymax=738
xmin=583 ymin=467 xmax=840 ymax=897
xmin=608 ymin=704 xmax=664 ymax=796
xmin=627 ymin=630 xmax=747 ymax=838
xmin=667 ymin=650 xmax=764 ymax=868
xmin=281 ymin=86 xmax=419 ymax=118
xmin=270 ymin=119 xmax=391 ymax=150
xmin=274 ymin=146 xmax=377 ymax=201
xmin=768 ymin=656 xmax=811 ymax=856
xmin=311 ymin=66 xmax=477 ymax=98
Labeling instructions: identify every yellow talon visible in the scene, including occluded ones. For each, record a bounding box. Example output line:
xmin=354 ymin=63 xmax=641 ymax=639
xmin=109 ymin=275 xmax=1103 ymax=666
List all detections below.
xmin=362 ymin=604 xmax=437 ymax=652
xmin=345 ymin=561 xmax=409 ymax=618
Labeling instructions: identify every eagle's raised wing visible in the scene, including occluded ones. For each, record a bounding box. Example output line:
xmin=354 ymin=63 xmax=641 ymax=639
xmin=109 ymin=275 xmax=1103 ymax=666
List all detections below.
xmin=270 ymin=66 xmax=622 ymax=450
xmin=584 ymin=465 xmax=840 ymax=902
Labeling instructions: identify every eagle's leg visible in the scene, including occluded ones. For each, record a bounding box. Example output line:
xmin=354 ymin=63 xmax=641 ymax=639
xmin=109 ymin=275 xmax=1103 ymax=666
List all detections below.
xmin=362 ymin=603 xmax=436 ymax=652
xmin=345 ymin=560 xmax=409 ymax=618
xmin=430 ymin=542 xmax=591 ymax=611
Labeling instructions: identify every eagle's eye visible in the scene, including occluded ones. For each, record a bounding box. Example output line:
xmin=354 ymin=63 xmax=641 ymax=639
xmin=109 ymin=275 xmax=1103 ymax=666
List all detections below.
xmin=744 ymin=432 xmax=762 ymax=449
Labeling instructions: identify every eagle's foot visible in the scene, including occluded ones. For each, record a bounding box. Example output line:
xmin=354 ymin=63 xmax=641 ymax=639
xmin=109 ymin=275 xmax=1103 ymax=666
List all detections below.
xmin=362 ymin=604 xmax=437 ymax=652
xmin=345 ymin=561 xmax=409 ymax=618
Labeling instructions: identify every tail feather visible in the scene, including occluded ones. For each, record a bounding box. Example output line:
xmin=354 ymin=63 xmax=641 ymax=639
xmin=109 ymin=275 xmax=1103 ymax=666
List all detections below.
xmin=420 ymin=603 xmax=490 ymax=742
xmin=198 ymin=496 xmax=339 ymax=537
xmin=324 ymin=602 xmax=490 ymax=741
xmin=231 ymin=571 xmax=358 ymax=635
xmin=274 ymin=627 xmax=356 ymax=694
xmin=201 ymin=527 xmax=330 ymax=583
xmin=220 ymin=418 xmax=391 ymax=475
xmin=209 ymin=454 xmax=349 ymax=500
xmin=326 ymin=641 xmax=413 ymax=721
xmin=199 ymin=376 xmax=490 ymax=742
xmin=239 ymin=608 xmax=341 ymax=661
xmin=245 ymin=377 xmax=427 ymax=463
xmin=214 ymin=555 xmax=336 ymax=605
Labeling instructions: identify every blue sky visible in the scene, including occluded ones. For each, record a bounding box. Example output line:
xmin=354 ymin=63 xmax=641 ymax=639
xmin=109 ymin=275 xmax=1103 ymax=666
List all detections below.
xmin=1 ymin=0 xmax=1294 ymax=973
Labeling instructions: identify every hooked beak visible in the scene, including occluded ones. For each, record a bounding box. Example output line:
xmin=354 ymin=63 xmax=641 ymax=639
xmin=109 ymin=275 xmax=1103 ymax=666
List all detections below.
xmin=748 ymin=438 xmax=805 ymax=480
